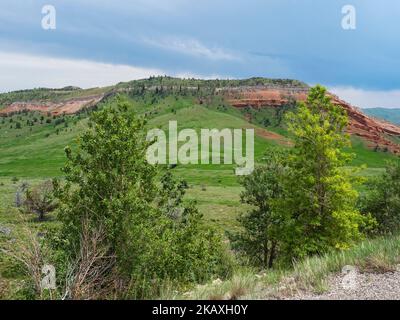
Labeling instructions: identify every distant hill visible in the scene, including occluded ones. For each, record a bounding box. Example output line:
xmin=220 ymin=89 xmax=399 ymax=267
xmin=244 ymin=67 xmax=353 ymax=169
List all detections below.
xmin=1 ymin=76 xmax=400 ymax=154
xmin=363 ymin=108 xmax=400 ymax=125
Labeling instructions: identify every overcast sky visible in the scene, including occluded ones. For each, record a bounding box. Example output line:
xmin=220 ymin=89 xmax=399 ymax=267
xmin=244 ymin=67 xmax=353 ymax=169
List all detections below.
xmin=1 ymin=0 xmax=400 ymax=108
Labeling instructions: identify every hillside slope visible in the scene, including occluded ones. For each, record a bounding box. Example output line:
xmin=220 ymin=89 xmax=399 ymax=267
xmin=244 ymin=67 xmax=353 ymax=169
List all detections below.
xmin=1 ymin=77 xmax=400 ymax=155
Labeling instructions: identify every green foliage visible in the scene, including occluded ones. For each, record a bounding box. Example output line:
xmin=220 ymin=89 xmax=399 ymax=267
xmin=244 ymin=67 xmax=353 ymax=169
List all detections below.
xmin=229 ymin=148 xmax=287 ymax=269
xmin=54 ymin=96 xmax=232 ymax=298
xmin=359 ymin=160 xmax=400 ymax=234
xmin=278 ymin=85 xmax=374 ymax=260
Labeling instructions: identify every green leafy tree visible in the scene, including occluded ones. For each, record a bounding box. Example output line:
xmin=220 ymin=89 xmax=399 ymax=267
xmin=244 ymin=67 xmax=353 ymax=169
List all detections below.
xmin=359 ymin=160 xmax=400 ymax=234
xmin=279 ymin=85 xmax=373 ymax=260
xmin=229 ymin=149 xmax=287 ymax=268
xmin=54 ymin=96 xmax=231 ymax=297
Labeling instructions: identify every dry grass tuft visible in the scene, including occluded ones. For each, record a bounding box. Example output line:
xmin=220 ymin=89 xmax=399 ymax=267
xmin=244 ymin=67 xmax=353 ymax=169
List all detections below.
xmin=63 ymin=220 xmax=118 ymax=300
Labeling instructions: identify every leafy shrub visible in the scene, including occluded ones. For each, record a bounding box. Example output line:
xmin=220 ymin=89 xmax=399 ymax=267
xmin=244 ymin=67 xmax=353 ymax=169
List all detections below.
xmin=54 ymin=96 xmax=232 ymax=298
xmin=229 ymin=149 xmax=287 ymax=269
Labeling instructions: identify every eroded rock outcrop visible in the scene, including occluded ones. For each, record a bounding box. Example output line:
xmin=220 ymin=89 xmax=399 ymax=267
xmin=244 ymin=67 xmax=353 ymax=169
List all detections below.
xmin=0 ymin=94 xmax=104 ymax=116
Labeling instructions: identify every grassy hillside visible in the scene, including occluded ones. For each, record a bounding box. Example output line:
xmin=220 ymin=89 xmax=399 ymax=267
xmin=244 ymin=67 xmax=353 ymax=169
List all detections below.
xmin=0 ymin=93 xmax=394 ymax=179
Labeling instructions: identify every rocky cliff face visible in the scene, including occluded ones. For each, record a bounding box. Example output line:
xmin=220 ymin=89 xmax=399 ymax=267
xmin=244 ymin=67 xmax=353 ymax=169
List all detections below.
xmin=218 ymin=86 xmax=400 ymax=154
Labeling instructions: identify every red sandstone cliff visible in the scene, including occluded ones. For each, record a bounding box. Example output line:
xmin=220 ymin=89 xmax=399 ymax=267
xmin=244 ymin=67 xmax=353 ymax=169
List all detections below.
xmin=218 ymin=86 xmax=400 ymax=154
